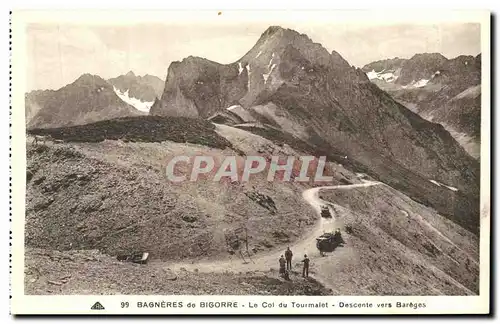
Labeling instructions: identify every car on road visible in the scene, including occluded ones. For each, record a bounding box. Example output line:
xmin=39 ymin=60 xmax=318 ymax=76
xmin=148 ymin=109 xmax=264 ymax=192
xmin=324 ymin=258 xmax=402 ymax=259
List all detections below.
xmin=320 ymin=205 xmax=332 ymax=218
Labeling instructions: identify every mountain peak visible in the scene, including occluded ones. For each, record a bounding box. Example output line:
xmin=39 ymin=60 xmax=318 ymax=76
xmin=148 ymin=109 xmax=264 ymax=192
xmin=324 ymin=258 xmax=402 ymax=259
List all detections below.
xmin=264 ymin=25 xmax=283 ymax=32
xmin=262 ymin=25 xmax=286 ymax=36
xmin=126 ymin=71 xmax=136 ymax=77
xmin=409 ymin=52 xmax=448 ymax=62
xmin=258 ymin=25 xmax=312 ymax=44
xmin=240 ymin=25 xmax=332 ymax=69
xmin=73 ymin=73 xmax=107 ymax=85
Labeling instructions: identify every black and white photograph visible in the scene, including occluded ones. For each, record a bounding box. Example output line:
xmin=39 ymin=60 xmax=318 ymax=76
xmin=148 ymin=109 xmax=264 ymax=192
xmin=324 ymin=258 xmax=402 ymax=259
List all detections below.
xmin=9 ymin=9 xmax=491 ymax=315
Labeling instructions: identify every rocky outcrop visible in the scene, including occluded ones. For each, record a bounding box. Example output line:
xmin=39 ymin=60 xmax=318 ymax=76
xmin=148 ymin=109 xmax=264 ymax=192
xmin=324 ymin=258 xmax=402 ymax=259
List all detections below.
xmin=150 ymin=56 xmax=248 ymax=118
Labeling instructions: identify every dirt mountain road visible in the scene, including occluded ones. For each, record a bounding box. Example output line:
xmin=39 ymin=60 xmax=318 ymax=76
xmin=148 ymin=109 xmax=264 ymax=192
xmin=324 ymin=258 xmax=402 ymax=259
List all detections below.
xmin=156 ymin=180 xmax=381 ymax=277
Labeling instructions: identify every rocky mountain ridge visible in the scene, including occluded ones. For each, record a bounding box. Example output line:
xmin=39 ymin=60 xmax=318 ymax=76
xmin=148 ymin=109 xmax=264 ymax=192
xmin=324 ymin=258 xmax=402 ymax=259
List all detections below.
xmin=150 ymin=26 xmax=480 ymax=233
xmin=28 ymin=74 xmax=146 ymax=129
xmin=363 ymin=53 xmax=481 ymax=159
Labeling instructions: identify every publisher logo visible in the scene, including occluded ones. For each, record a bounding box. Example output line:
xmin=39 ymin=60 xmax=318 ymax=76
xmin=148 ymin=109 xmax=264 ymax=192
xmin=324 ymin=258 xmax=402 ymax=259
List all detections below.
xmin=91 ymin=302 xmax=105 ymax=310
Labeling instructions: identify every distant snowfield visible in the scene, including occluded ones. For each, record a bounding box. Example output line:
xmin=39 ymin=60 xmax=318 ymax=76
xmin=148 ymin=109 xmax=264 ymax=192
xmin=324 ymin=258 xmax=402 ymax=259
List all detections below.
xmin=113 ymin=86 xmax=154 ymax=112
xmin=413 ymin=79 xmax=430 ymax=88
xmin=400 ymin=78 xmax=430 ymax=89
xmin=366 ymin=69 xmax=443 ymax=89
xmin=366 ymin=69 xmax=398 ymax=82
xmin=429 ymin=179 xmax=458 ymax=192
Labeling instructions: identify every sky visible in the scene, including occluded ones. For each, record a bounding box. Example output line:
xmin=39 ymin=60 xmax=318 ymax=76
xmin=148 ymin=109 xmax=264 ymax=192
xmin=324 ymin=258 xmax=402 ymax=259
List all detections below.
xmin=26 ymin=22 xmax=481 ymax=91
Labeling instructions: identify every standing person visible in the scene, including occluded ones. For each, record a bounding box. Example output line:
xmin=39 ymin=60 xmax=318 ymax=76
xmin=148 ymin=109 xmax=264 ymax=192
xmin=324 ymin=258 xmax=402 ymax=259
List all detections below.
xmin=285 ymin=247 xmax=293 ymax=271
xmin=279 ymin=255 xmax=286 ymax=277
xmin=334 ymin=228 xmax=345 ymax=246
xmin=301 ymin=254 xmax=310 ymax=278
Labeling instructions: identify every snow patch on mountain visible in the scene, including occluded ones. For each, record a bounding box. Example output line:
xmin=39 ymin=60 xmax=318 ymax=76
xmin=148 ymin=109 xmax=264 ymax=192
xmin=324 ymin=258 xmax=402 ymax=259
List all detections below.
xmin=238 ymin=62 xmax=244 ymax=75
xmin=366 ymin=69 xmax=398 ymax=82
xmin=113 ymin=86 xmax=154 ymax=112
xmin=224 ymin=104 xmax=255 ymax=122
xmin=402 ymin=78 xmax=430 ymax=89
xmin=246 ymin=64 xmax=251 ymax=89
xmin=445 ymin=185 xmax=459 ymax=192
xmin=429 ymin=179 xmax=458 ymax=192
xmin=413 ymin=79 xmax=430 ymax=88
xmin=267 ymin=57 xmax=274 ymax=69
xmin=263 ymin=64 xmax=277 ymax=84
xmin=429 ymin=180 xmax=441 ymax=186
xmin=256 ymin=50 xmax=262 ymax=58
xmin=366 ymin=70 xmax=378 ymax=80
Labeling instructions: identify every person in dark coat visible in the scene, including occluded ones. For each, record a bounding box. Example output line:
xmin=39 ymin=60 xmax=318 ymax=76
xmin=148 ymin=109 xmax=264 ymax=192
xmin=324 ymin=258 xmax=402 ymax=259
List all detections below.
xmin=333 ymin=228 xmax=345 ymax=246
xmin=285 ymin=247 xmax=293 ymax=270
xmin=279 ymin=255 xmax=286 ymax=276
xmin=301 ymin=254 xmax=310 ymax=278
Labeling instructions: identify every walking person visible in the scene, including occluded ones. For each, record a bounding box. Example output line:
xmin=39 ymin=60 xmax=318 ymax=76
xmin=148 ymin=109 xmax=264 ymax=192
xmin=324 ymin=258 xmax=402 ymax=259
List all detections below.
xmin=279 ymin=255 xmax=286 ymax=277
xmin=285 ymin=247 xmax=293 ymax=271
xmin=301 ymin=254 xmax=310 ymax=278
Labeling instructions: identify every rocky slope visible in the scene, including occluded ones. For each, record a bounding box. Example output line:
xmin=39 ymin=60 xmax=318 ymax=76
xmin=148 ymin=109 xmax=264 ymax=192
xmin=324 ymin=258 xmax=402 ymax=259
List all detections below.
xmin=25 ymin=115 xmax=479 ymax=295
xmin=318 ymin=184 xmax=479 ymax=295
xmin=25 ymin=248 xmax=331 ymax=295
xmin=150 ymin=26 xmax=480 ymax=233
xmin=25 ymin=124 xmax=479 ymax=295
xmin=108 ymin=71 xmax=164 ymax=112
xmin=27 ymin=74 xmax=145 ymax=129
xmin=26 ymin=122 xmax=339 ymax=261
xmin=363 ymin=54 xmax=481 ymax=159
xmin=25 ymin=89 xmax=56 ymax=125
xmin=395 ymin=53 xmax=448 ymax=85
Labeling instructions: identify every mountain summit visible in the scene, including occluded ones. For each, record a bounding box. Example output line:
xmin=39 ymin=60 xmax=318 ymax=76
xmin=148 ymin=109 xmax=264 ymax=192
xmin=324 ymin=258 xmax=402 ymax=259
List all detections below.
xmin=150 ymin=26 xmax=479 ymax=233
